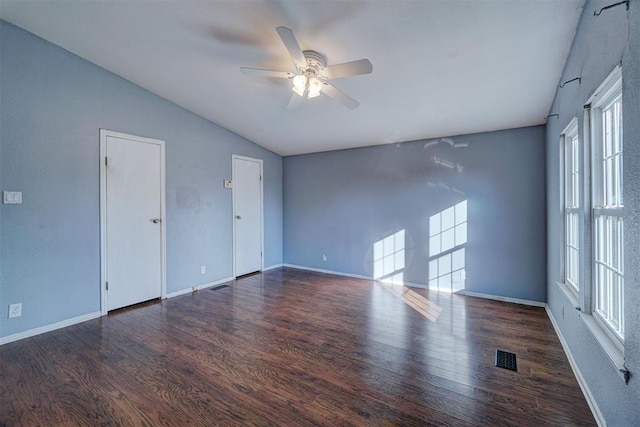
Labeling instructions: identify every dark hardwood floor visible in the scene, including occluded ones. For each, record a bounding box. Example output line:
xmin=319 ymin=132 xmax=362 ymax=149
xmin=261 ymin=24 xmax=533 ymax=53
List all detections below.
xmin=0 ymin=268 xmax=595 ymax=426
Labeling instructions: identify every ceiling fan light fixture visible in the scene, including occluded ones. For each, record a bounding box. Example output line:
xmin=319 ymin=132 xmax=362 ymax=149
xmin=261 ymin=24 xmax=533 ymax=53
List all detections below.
xmin=292 ymin=85 xmax=305 ymax=97
xmin=293 ymin=74 xmax=307 ymax=89
xmin=308 ymin=78 xmax=323 ymax=97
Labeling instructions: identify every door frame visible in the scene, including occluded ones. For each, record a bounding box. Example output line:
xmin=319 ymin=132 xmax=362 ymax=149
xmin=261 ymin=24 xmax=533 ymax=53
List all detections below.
xmin=231 ymin=154 xmax=264 ymax=277
xmin=99 ymin=129 xmax=167 ymax=315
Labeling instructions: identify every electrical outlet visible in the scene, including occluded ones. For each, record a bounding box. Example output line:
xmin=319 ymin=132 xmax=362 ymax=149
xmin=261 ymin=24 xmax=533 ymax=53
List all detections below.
xmin=201 ymin=266 xmax=206 ymax=274
xmin=322 ymin=254 xmax=327 ymax=262
xmin=9 ymin=303 xmax=22 ymax=318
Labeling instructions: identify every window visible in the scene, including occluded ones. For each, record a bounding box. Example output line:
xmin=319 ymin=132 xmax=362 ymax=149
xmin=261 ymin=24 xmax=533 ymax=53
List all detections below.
xmin=590 ymin=67 xmax=624 ymax=342
xmin=558 ymin=66 xmax=625 ymax=371
xmin=562 ymin=119 xmax=580 ymax=293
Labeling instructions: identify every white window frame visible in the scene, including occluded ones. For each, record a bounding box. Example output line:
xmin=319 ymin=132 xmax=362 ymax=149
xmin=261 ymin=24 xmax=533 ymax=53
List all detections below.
xmin=588 ymin=66 xmax=624 ymax=346
xmin=557 ymin=67 xmax=627 ymax=378
xmin=560 ymin=118 xmax=581 ymax=296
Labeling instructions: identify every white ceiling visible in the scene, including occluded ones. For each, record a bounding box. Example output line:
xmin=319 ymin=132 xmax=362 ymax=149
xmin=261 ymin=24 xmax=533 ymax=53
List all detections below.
xmin=0 ymin=0 xmax=584 ymax=156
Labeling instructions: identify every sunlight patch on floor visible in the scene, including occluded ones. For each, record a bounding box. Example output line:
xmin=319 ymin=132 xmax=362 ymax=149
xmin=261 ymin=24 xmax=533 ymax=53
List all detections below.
xmin=378 ymin=282 xmax=442 ymax=323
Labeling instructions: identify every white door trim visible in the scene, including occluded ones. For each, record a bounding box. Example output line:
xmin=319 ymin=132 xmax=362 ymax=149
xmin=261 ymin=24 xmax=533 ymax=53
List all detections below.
xmin=99 ymin=129 xmax=167 ymax=315
xmin=231 ymin=154 xmax=264 ymax=277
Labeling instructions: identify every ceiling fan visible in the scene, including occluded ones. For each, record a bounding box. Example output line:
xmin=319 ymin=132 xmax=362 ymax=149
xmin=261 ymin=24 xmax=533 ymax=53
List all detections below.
xmin=240 ymin=26 xmax=373 ymax=109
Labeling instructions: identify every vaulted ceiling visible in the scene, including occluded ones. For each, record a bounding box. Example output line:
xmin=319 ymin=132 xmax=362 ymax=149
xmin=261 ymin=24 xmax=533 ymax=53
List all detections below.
xmin=0 ymin=0 xmax=584 ymax=156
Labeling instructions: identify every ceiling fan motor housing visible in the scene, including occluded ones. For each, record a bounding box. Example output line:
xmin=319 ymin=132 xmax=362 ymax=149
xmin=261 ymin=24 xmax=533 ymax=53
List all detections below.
xmin=301 ymin=50 xmax=326 ymax=77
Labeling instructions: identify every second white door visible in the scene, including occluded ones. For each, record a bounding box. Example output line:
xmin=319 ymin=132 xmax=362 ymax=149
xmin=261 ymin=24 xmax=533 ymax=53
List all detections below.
xmin=233 ymin=156 xmax=263 ymax=276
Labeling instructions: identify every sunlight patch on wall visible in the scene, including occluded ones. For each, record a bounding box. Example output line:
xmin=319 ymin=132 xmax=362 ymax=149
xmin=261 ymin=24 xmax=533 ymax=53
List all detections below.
xmin=429 ymin=248 xmax=466 ymax=293
xmin=373 ymin=229 xmax=405 ymax=285
xmin=428 ymin=201 xmax=467 ymax=292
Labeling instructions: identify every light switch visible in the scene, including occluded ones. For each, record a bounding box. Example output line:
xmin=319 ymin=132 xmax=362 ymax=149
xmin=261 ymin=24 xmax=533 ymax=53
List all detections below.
xmin=3 ymin=191 xmax=22 ymax=204
xmin=223 ymin=180 xmax=233 ymax=189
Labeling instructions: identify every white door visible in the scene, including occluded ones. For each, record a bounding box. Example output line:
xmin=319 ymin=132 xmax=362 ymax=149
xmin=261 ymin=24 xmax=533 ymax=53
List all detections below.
xmin=100 ymin=130 xmax=165 ymax=312
xmin=233 ymin=156 xmax=263 ymax=276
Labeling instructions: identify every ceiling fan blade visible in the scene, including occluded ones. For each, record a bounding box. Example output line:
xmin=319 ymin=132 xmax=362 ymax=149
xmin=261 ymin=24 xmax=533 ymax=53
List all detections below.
xmin=276 ymin=26 xmax=307 ymax=67
xmin=240 ymin=67 xmax=293 ymax=79
xmin=286 ymin=92 xmax=304 ymax=109
xmin=322 ymin=59 xmax=373 ymax=79
xmin=322 ymin=83 xmax=359 ymax=109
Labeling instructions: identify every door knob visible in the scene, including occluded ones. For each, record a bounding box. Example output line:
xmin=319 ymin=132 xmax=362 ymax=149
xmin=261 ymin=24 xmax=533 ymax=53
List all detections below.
xmin=236 ymin=215 xmax=242 ymax=220
xmin=151 ymin=218 xmax=162 ymax=224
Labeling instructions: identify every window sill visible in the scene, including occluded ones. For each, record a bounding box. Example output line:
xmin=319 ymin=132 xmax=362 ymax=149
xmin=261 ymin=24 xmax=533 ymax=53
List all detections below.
xmin=581 ymin=313 xmax=627 ymax=382
xmin=556 ymin=281 xmax=628 ymax=383
xmin=556 ymin=280 xmax=580 ymax=309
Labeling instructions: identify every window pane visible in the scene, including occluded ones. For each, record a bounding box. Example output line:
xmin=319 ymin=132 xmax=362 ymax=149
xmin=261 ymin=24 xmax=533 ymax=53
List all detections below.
xmin=593 ymin=214 xmax=625 ymax=339
xmin=566 ymin=210 xmax=579 ymax=289
xmin=615 ymin=155 xmax=622 ymax=206
xmin=611 ymin=274 xmax=620 ymax=327
xmin=619 ymin=219 xmax=624 ymax=273
xmin=603 ymin=110 xmax=612 ymax=156
xmin=596 ymin=265 xmax=604 ymax=312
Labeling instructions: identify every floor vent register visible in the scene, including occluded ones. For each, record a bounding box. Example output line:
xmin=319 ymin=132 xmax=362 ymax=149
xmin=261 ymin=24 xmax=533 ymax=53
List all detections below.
xmin=495 ymin=350 xmax=518 ymax=371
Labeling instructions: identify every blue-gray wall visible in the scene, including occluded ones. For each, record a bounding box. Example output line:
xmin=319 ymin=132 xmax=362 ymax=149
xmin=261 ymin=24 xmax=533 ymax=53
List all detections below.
xmin=545 ymin=1 xmax=640 ymax=424
xmin=0 ymin=20 xmax=283 ymax=339
xmin=284 ymin=126 xmax=547 ymax=302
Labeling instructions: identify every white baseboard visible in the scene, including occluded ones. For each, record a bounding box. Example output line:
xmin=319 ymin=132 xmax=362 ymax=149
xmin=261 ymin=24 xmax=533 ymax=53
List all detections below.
xmin=1 ymin=274 xmax=236 ymax=346
xmin=402 ymin=281 xmax=431 ymax=289
xmin=165 ymin=276 xmax=234 ymax=299
xmin=456 ymin=290 xmax=546 ymax=307
xmin=545 ymin=305 xmax=606 ymax=427
xmin=282 ymin=264 xmax=372 ymax=281
xmin=0 ymin=311 xmax=102 ymax=346
xmin=262 ymin=263 xmax=283 ymax=272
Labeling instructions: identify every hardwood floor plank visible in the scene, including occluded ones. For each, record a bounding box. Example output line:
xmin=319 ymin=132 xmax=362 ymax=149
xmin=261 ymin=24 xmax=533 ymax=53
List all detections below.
xmin=0 ymin=268 xmax=594 ymax=426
